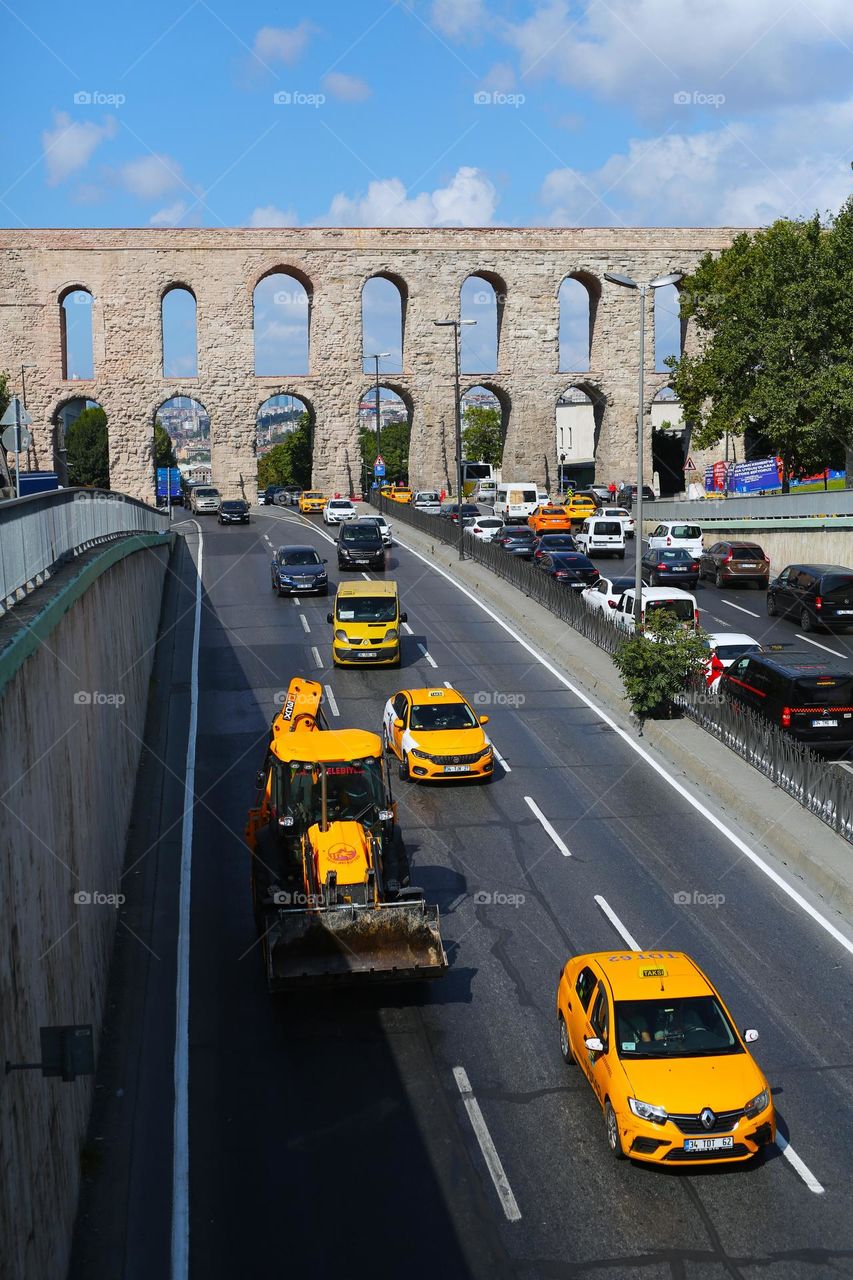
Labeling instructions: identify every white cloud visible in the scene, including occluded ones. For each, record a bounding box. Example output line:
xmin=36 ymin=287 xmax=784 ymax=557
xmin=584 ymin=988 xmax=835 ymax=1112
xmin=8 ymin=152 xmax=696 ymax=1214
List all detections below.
xmin=119 ymin=153 xmax=186 ymax=199
xmin=252 ymin=21 xmax=315 ymax=68
xmin=322 ymin=72 xmax=371 ymax=103
xmin=431 ymin=0 xmax=486 ymax=39
xmin=150 ymin=200 xmax=191 ymax=226
xmin=317 ymin=166 xmax=499 ymax=227
xmin=246 ymin=204 xmax=299 ymax=227
xmin=477 ymin=61 xmax=516 ymax=94
xmin=41 ymin=112 xmax=117 ymax=185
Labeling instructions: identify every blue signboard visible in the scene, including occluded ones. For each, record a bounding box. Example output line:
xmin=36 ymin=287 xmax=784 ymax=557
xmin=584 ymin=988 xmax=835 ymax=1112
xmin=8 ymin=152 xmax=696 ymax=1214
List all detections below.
xmin=157 ymin=466 xmax=182 ymax=499
xmin=373 ymin=462 xmax=386 ymax=477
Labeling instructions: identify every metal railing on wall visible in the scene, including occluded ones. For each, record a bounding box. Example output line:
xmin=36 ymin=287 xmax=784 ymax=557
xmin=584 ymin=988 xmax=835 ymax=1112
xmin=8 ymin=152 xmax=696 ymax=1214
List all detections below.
xmin=0 ymin=488 xmax=170 ymax=614
xmin=374 ymin=494 xmax=853 ymax=843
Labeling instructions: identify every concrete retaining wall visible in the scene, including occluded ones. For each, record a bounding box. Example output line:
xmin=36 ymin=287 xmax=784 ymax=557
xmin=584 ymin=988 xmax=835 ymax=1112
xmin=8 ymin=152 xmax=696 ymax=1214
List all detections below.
xmin=643 ymin=518 xmax=853 ymax=572
xmin=0 ymin=538 xmax=170 ymax=1280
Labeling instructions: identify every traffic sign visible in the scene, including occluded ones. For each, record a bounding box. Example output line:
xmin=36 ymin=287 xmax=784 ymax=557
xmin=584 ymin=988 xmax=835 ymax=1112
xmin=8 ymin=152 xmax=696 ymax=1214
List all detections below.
xmin=374 ymin=454 xmax=384 ymax=466
xmin=373 ymin=460 xmax=386 ymax=477
xmin=2 ymin=424 xmax=32 ymax=453
xmin=685 ymin=455 xmax=696 ymax=470
xmin=0 ymin=396 xmax=32 ymax=428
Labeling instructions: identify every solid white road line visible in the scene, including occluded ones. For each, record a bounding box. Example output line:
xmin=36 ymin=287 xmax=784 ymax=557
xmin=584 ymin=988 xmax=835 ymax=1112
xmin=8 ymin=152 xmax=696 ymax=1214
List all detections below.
xmin=361 ymin=572 xmax=371 ymax=581
xmin=452 ymin=1067 xmax=522 ymax=1223
xmin=721 ymin=600 xmax=760 ymax=618
xmin=524 ymin=795 xmax=571 ymax=857
xmin=300 ymin=613 xmax=310 ymax=633
xmin=311 ymin=646 xmax=323 ymax=669
xmin=402 ymin=621 xmax=413 ymax=635
xmin=491 ymin=743 xmax=512 ymax=773
xmin=172 ymin=521 xmax=202 ymax=1279
xmin=594 ymin=895 xmax=642 ymax=950
xmin=393 ymin=535 xmax=853 ymax=959
xmin=443 ymin=680 xmax=453 ymax=688
xmin=324 ymin=684 xmax=340 ymax=717
xmin=797 ymin=634 xmax=846 ymax=658
xmin=776 ymin=1132 xmax=825 ymax=1195
xmin=418 ymin=643 xmax=438 ymax=669
xmin=264 ymin=508 xmax=338 ymax=547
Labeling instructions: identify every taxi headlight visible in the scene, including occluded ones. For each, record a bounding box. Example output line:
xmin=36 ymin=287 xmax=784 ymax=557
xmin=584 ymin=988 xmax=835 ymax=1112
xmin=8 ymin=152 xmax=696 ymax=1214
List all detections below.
xmin=628 ymin=1097 xmax=668 ymax=1124
xmin=744 ymin=1088 xmax=769 ymax=1118
xmin=384 ymin=628 xmax=399 ymax=642
xmin=477 ymin=746 xmax=493 ymax=759
xmin=410 ymin=748 xmax=430 ymax=760
xmin=334 ymin=629 xmax=348 ymax=642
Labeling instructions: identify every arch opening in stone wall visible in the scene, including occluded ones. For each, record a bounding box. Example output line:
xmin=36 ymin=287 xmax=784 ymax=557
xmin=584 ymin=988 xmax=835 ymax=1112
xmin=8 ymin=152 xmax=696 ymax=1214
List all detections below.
xmin=154 ymin=396 xmax=210 ymax=489
xmin=59 ymin=287 xmax=94 ymax=381
xmin=253 ymin=268 xmax=312 ymax=376
xmin=358 ymin=383 xmax=411 ymax=492
xmin=654 ymin=282 xmax=682 ymax=373
xmin=161 ymin=285 xmax=198 ymax=378
xmin=460 ymin=272 xmax=507 ymax=374
xmin=651 ymin=385 xmax=687 ymax=498
xmin=361 ymin=273 xmax=406 ymax=376
xmin=460 ymin=382 xmax=508 ymax=487
xmin=558 ymin=273 xmax=600 ymax=374
xmin=52 ymin=396 xmax=107 ymax=488
xmin=256 ymin=393 xmax=314 ymax=493
xmin=555 ymin=383 xmax=605 ymax=491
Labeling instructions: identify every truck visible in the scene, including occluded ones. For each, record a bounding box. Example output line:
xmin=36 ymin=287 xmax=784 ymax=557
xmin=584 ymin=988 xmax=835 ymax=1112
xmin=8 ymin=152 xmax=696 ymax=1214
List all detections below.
xmin=156 ymin=466 xmax=183 ymax=505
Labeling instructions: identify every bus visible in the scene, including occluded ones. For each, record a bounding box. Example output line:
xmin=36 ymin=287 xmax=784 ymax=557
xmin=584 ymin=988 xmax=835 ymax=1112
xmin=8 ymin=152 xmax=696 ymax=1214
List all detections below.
xmin=460 ymin=460 xmax=497 ymax=499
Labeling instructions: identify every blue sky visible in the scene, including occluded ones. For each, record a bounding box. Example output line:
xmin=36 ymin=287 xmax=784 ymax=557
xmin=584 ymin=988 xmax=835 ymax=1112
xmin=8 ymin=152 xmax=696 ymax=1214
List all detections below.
xmin=5 ymin=0 xmax=853 ymax=233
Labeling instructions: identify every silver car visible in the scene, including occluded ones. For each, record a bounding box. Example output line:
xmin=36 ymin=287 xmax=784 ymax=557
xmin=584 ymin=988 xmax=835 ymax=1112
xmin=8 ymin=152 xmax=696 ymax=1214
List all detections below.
xmin=190 ymin=486 xmax=221 ymax=514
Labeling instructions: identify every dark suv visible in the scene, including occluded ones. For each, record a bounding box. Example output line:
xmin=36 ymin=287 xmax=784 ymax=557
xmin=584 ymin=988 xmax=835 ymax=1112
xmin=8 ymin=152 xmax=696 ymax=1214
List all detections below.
xmin=767 ymin=563 xmax=853 ymax=632
xmin=337 ymin=520 xmax=386 ymax=571
xmin=616 ymin=483 xmax=656 ymax=509
xmin=723 ymin=649 xmax=853 ymax=748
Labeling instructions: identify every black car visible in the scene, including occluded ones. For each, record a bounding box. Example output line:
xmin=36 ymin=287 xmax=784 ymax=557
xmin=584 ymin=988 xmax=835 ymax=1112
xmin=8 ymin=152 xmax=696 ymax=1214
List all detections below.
xmin=641 ymin=546 xmax=700 ymax=588
xmin=723 ymin=649 xmax=853 ymax=749
xmin=264 ymin=485 xmax=285 ymax=506
xmin=617 ymin=483 xmax=656 ymax=509
xmin=271 ymin=545 xmax=329 ymax=596
xmin=532 ymin=532 xmax=577 ymax=561
xmin=496 ymin=525 xmax=536 ymax=557
xmin=767 ymin=563 xmax=853 ymax=632
xmin=537 ymin=551 xmax=600 ymax=589
xmin=448 ymin=503 xmax=482 ymax=525
xmin=338 ymin=521 xmax=386 ymax=570
xmin=218 ymin=499 xmax=250 ymax=524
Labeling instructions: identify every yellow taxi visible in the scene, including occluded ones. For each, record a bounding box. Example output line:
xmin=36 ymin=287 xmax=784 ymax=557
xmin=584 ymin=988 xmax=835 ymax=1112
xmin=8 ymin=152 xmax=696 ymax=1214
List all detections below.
xmin=381 ymin=686 xmax=493 ymax=782
xmin=299 ymin=490 xmax=326 ymax=513
xmin=527 ymin=504 xmax=573 ymax=535
xmin=383 ymin=485 xmax=413 ymax=504
xmin=564 ymin=495 xmax=598 ymax=521
xmin=328 ymin=580 xmax=405 ymax=667
xmin=556 ymin=950 xmax=775 ymax=1165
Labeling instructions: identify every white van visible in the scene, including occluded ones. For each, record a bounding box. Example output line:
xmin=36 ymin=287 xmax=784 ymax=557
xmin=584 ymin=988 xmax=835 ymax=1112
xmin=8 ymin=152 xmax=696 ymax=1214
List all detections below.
xmin=471 ymin=479 xmax=498 ymax=504
xmin=494 ymin=481 xmax=538 ymax=524
xmin=575 ymin=517 xmax=626 ymax=559
xmin=613 ymin=586 xmax=699 ymax=634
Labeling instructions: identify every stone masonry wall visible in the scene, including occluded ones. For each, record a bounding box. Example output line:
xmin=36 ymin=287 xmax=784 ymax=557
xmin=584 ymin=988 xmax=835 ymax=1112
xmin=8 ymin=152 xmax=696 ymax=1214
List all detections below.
xmin=0 ymin=228 xmax=747 ymax=502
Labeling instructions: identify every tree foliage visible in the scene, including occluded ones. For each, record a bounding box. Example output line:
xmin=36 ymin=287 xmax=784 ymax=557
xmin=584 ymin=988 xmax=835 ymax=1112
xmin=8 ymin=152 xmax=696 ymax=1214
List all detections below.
xmin=154 ymin=419 xmax=177 ymax=469
xmin=613 ymin=611 xmax=708 ymax=718
xmin=66 ymin=406 xmax=109 ymax=488
xmin=359 ymin=418 xmax=410 ymax=484
xmin=461 ymin=405 xmax=503 ymax=467
xmin=0 ymin=372 xmax=9 ymax=424
xmin=669 ymin=200 xmax=853 ymax=485
xmin=257 ymin=413 xmax=312 ymax=490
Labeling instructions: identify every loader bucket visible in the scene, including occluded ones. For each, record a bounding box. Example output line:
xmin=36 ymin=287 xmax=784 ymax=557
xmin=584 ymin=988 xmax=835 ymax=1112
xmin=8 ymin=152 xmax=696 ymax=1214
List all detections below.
xmin=264 ymin=900 xmax=448 ymax=989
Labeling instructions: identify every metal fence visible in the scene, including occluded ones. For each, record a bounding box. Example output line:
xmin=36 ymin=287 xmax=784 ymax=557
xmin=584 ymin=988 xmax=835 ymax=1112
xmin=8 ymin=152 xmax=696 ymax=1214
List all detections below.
xmin=1 ymin=488 xmax=170 ymax=613
xmin=375 ymin=495 xmax=853 ymax=843
xmin=649 ymin=488 xmax=853 ymax=521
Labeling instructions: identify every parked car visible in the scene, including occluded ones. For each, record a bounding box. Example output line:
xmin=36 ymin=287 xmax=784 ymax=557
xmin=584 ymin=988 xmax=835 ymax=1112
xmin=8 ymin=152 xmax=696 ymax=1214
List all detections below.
xmin=531 ymin=532 xmax=577 ymax=561
xmin=723 ymin=649 xmax=853 ymax=748
xmin=359 ymin=514 xmax=393 ymax=545
xmin=613 ymin=586 xmax=699 ymax=633
xmin=616 ymin=483 xmax=656 ymax=509
xmin=581 ymin=575 xmax=636 ymax=613
xmin=337 ymin=521 xmax=386 ymax=570
xmin=699 ymin=540 xmax=770 ymax=589
xmin=263 ymin=484 xmax=284 ymax=506
xmin=702 ymin=631 xmax=761 ymax=690
xmin=270 ymin=545 xmax=329 ymax=596
xmin=575 ymin=517 xmax=626 ymax=559
xmin=218 ymin=499 xmax=250 ymax=525
xmin=466 ymin=516 xmax=504 ymax=541
xmin=323 ymin=498 xmax=357 ymax=525
xmin=190 ymin=486 xmax=221 ymax=514
xmin=537 ymin=551 xmax=600 ymax=590
xmin=412 ymin=490 xmax=442 ymax=514
xmin=767 ymin=563 xmax=853 ymax=632
xmin=647 ymin=521 xmax=704 ymax=558
xmin=496 ymin=526 xmax=537 ymax=558
xmin=641 ymin=547 xmax=701 ymax=588
xmin=257 ymin=490 xmax=267 ymax=506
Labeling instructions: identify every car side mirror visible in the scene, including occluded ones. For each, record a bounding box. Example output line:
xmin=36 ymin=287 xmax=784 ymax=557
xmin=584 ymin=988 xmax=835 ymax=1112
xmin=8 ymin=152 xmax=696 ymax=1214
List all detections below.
xmin=479 ymin=714 xmax=490 ymax=725
xmin=743 ymin=1028 xmax=759 ymax=1043
xmin=326 ymin=612 xmax=333 ymax=624
xmin=255 ymin=770 xmax=265 ymax=787
xmin=607 ymin=600 xmax=617 ymax=608
xmin=400 ymin=612 xmax=408 ymax=623
xmin=394 ymin=718 xmax=404 ymax=730
xmin=322 ymin=558 xmax=328 ymax=564
xmin=584 ymin=1036 xmax=604 ymax=1054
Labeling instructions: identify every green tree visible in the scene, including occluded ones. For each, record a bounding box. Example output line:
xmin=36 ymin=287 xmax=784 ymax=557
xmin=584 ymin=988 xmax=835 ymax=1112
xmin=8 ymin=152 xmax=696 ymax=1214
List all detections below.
xmin=359 ymin=418 xmax=410 ymax=485
xmin=154 ymin=419 xmax=177 ymax=468
xmin=669 ymin=203 xmax=853 ymax=489
xmin=257 ymin=413 xmax=313 ymax=490
xmin=461 ymin=405 xmax=503 ymax=467
xmin=66 ymin=406 xmax=109 ymax=488
xmin=612 ymin=610 xmax=708 ymax=720
xmin=0 ymin=372 xmax=9 ymax=424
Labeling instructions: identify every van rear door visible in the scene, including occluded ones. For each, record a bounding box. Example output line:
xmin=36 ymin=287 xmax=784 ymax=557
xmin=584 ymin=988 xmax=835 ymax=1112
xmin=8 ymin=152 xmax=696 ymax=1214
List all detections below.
xmin=789 ymin=673 xmax=853 ymax=742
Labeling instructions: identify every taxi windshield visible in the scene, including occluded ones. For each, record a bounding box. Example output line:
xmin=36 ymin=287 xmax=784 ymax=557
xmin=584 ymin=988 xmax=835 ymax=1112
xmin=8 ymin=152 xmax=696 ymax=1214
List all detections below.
xmin=336 ymin=596 xmax=397 ymax=623
xmin=615 ymin=996 xmax=742 ymax=1058
xmin=410 ymin=702 xmax=478 ymax=731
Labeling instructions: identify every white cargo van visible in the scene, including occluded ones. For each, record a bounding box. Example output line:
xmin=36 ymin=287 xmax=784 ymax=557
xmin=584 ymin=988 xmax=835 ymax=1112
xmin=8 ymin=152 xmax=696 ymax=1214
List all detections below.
xmin=494 ymin=481 xmax=538 ymax=524
xmin=613 ymin=586 xmax=699 ymax=635
xmin=575 ymin=517 xmax=626 ymax=559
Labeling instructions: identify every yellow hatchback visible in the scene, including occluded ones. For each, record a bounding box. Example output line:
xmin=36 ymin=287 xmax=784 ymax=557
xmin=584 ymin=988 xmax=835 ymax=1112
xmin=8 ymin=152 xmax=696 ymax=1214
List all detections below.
xmin=381 ymin=686 xmax=494 ymax=782
xmin=565 ymin=496 xmax=598 ymax=521
xmin=299 ymin=490 xmax=326 ymax=513
xmin=556 ymin=950 xmax=775 ymax=1165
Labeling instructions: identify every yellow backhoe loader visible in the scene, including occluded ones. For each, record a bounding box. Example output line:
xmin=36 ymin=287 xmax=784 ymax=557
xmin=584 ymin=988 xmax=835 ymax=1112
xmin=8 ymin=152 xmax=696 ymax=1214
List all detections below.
xmin=245 ymin=677 xmax=447 ymax=989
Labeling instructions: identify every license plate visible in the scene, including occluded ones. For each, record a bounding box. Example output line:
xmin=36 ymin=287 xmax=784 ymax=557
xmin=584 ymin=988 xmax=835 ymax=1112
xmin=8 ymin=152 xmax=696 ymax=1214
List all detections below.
xmin=812 ymin=719 xmax=838 ymax=728
xmin=672 ymin=566 xmax=687 ymax=571
xmin=354 ymin=559 xmax=369 ymax=565
xmin=837 ymin=609 xmax=853 ymax=615
xmin=444 ymin=765 xmax=470 ymax=773
xmin=359 ymin=650 xmax=378 ymax=658
xmin=684 ymin=1136 xmax=734 ymax=1152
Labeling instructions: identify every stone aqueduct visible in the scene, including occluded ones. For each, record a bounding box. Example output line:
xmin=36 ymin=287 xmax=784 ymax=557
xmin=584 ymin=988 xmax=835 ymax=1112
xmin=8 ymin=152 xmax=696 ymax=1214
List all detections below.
xmin=0 ymin=227 xmax=744 ymax=503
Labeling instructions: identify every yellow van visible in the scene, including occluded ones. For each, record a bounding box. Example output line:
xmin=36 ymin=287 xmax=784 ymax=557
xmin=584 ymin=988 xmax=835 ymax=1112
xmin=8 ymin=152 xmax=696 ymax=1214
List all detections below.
xmin=327 ymin=580 xmax=406 ymax=667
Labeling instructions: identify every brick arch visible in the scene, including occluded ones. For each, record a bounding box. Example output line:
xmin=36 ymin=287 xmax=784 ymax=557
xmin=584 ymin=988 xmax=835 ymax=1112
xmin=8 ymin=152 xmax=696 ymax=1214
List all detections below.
xmin=250 ymin=262 xmax=314 ymax=298
xmin=359 ymin=271 xmax=408 ymax=371
xmin=50 ymin=393 xmax=107 ymax=486
xmin=556 ymin=379 xmax=607 ymax=468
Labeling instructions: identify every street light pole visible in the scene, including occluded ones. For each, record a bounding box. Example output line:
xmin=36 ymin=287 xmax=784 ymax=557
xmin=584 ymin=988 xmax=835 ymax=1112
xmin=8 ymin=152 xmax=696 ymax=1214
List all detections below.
xmin=604 ymin=270 xmax=682 ymax=628
xmin=434 ymin=319 xmax=476 ymax=561
xmin=365 ymin=352 xmax=391 ymax=489
xmin=21 ymin=363 xmax=35 ymax=472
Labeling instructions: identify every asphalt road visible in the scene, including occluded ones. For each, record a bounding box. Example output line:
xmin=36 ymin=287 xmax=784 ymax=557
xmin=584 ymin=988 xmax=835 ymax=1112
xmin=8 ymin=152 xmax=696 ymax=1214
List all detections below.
xmin=74 ymin=506 xmax=853 ymax=1280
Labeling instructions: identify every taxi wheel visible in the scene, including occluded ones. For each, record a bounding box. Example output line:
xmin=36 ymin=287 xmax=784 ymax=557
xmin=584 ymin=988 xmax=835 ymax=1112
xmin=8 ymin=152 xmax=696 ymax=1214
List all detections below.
xmin=398 ymin=753 xmax=410 ymax=782
xmin=558 ymin=1014 xmax=574 ymax=1064
xmin=604 ymin=1100 xmax=625 ymax=1159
